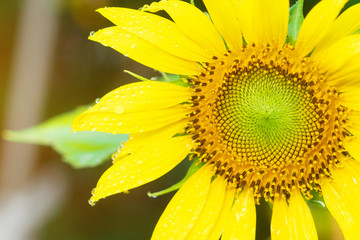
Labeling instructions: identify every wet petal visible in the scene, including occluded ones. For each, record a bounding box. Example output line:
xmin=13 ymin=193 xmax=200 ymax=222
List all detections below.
xmin=151 ymin=165 xmax=214 ymax=240
xmin=314 ymin=3 xmax=360 ymax=54
xmin=185 ymin=176 xmax=227 ymax=239
xmin=295 ymin=0 xmax=348 ymax=56
xmin=89 ymin=26 xmax=201 ymax=75
xmin=271 ymin=198 xmax=291 ymax=240
xmin=206 ymin=188 xmax=235 ymax=239
xmin=222 ymin=188 xmax=256 ymax=240
xmin=143 ymin=1 xmax=226 ymax=56
xmin=72 ymin=87 xmax=191 ymax=135
xmin=232 ymin=0 xmax=288 ymax=46
xmin=97 ymin=7 xmax=214 ymax=62
xmin=271 ymin=192 xmax=318 ymax=240
xmin=288 ymin=190 xmax=318 ymax=239
xmin=89 ymin=81 xmax=192 ymax=113
xmin=203 ymin=0 xmax=243 ymax=52
xmin=90 ymin=135 xmax=193 ymax=203
xmin=322 ymin=161 xmax=360 ymax=240
xmin=112 ymin=119 xmax=189 ymax=164
xmin=313 ymin=34 xmax=360 ymax=74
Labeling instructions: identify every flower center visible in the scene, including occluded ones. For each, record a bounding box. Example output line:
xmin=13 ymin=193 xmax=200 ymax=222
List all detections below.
xmin=214 ymin=63 xmax=317 ymax=167
xmin=187 ymin=44 xmax=350 ymax=203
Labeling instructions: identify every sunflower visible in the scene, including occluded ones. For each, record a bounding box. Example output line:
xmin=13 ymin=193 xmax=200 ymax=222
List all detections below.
xmin=72 ymin=0 xmax=360 ymax=239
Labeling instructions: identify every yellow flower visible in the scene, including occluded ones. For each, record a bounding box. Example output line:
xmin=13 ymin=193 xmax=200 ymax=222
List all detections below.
xmin=72 ymin=0 xmax=360 ymax=239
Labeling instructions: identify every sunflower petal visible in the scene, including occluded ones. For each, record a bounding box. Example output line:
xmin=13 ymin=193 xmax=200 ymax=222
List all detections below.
xmin=313 ymin=34 xmax=360 ymax=73
xmin=326 ymin=53 xmax=360 ymax=88
xmin=271 ymin=197 xmax=291 ymax=240
xmin=112 ymin=119 xmax=188 ymax=164
xmin=143 ymin=0 xmax=226 ymax=56
xmin=97 ymin=7 xmax=214 ymax=62
xmin=295 ymin=0 xmax=348 ymax=56
xmin=72 ymin=101 xmax=190 ymax=134
xmin=260 ymin=0 xmax=289 ymax=46
xmin=322 ymin=161 xmax=360 ymax=240
xmin=151 ymin=165 xmax=213 ymax=240
xmin=288 ymin=190 xmax=318 ymax=240
xmin=89 ymin=135 xmax=193 ymax=203
xmin=90 ymin=81 xmax=191 ymax=113
xmin=271 ymin=192 xmax=318 ymax=240
xmin=203 ymin=0 xmax=243 ymax=52
xmin=207 ymin=188 xmax=235 ymax=239
xmin=315 ymin=3 xmax=360 ymax=54
xmin=185 ymin=176 xmax=227 ymax=239
xmin=222 ymin=188 xmax=256 ymax=240
xmin=89 ymin=26 xmax=201 ymax=75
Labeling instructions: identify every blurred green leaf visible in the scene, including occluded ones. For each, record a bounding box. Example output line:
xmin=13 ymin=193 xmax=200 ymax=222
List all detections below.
xmin=288 ymin=0 xmax=304 ymax=45
xmin=156 ymin=72 xmax=190 ymax=87
xmin=3 ymin=106 xmax=128 ymax=168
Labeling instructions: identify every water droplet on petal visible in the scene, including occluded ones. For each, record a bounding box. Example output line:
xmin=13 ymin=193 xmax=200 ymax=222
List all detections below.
xmin=90 ymin=31 xmax=95 ymax=37
xmin=114 ymin=105 xmax=125 ymax=114
xmin=88 ymin=199 xmax=97 ymax=206
xmin=130 ymin=43 xmax=136 ymax=49
xmin=95 ymin=98 xmax=100 ymax=103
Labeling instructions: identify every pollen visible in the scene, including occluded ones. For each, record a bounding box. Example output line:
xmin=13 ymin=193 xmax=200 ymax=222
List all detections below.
xmin=187 ymin=44 xmax=351 ymax=203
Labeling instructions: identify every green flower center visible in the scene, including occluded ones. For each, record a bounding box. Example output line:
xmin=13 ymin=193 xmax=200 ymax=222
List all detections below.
xmin=214 ymin=64 xmax=318 ymax=166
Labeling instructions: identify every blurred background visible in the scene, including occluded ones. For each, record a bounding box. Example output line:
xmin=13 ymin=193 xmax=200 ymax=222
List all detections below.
xmin=0 ymin=0 xmax=358 ymax=239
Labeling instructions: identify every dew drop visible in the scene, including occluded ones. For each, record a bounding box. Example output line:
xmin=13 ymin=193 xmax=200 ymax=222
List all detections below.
xmin=90 ymin=31 xmax=95 ymax=37
xmin=95 ymin=98 xmax=100 ymax=103
xmin=114 ymin=105 xmax=125 ymax=114
xmin=88 ymin=199 xmax=97 ymax=206
xmin=130 ymin=43 xmax=136 ymax=49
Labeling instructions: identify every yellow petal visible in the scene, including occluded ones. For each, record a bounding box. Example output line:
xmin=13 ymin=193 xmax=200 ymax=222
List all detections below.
xmin=97 ymin=7 xmax=213 ymax=62
xmin=232 ymin=0 xmax=288 ymax=46
xmin=345 ymin=138 xmax=360 ymax=161
xmin=222 ymin=188 xmax=256 ymax=240
xmin=295 ymin=0 xmax=348 ymax=56
xmin=271 ymin=197 xmax=291 ymax=240
xmin=341 ymin=86 xmax=360 ymax=110
xmin=112 ymin=119 xmax=189 ymax=164
xmin=313 ymin=34 xmax=360 ymax=74
xmin=72 ymin=104 xmax=190 ymax=134
xmin=326 ymin=53 xmax=360 ymax=88
xmin=288 ymin=190 xmax=318 ymax=240
xmin=260 ymin=0 xmax=289 ymax=46
xmin=151 ymin=165 xmax=214 ymax=240
xmin=91 ymin=81 xmax=191 ymax=113
xmin=143 ymin=0 xmax=226 ymax=56
xmin=90 ymin=135 xmax=193 ymax=203
xmin=203 ymin=0 xmax=243 ymax=52
xmin=89 ymin=26 xmax=201 ymax=75
xmin=322 ymin=161 xmax=360 ymax=240
xmin=314 ymin=3 xmax=360 ymax=54
xmin=271 ymin=192 xmax=318 ymax=240
xmin=185 ymin=176 xmax=227 ymax=239
xmin=207 ymin=188 xmax=236 ymax=239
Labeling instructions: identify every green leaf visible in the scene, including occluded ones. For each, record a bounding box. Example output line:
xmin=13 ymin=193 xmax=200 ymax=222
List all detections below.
xmin=3 ymin=106 xmax=128 ymax=168
xmin=287 ymin=0 xmax=304 ymax=45
xmin=147 ymin=159 xmax=204 ymax=198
